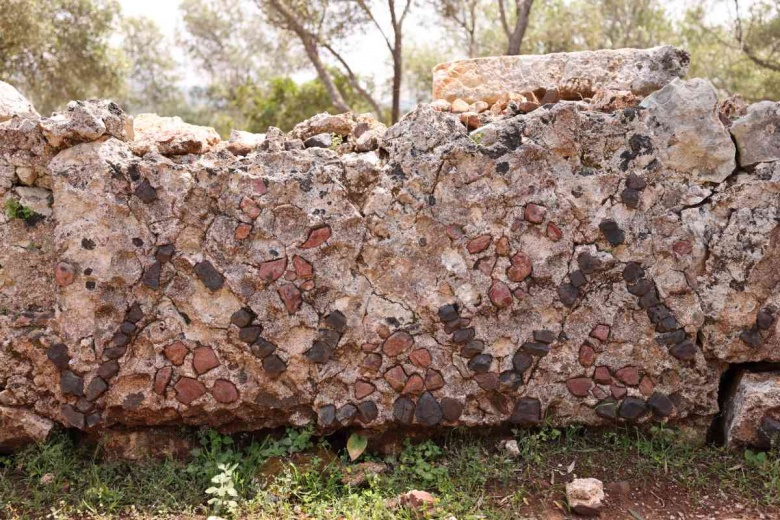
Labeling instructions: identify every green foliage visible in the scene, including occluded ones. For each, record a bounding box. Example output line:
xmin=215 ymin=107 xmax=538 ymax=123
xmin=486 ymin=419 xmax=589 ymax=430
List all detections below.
xmin=392 ymin=439 xmax=449 ymax=486
xmin=4 ymin=198 xmax=34 ymax=220
xmin=0 ymin=0 xmax=124 ymax=114
xmin=4 ymin=428 xmax=780 ymax=518
xmin=205 ymin=462 xmax=239 ymax=516
xmin=346 ymin=433 xmax=368 ymax=461
xmin=118 ymin=16 xmax=183 ymax=116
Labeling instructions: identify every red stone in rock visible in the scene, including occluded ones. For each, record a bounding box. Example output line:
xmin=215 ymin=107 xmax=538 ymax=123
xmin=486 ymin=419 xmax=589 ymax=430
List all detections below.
xmin=579 ymin=344 xmax=596 ymax=367
xmin=495 ymin=237 xmax=510 ymax=256
xmin=524 ymin=203 xmax=547 ymax=224
xmin=593 ymin=366 xmax=612 ymax=385
xmin=425 ymin=370 xmax=445 ymax=390
xmin=361 ymin=342 xmax=377 ymax=352
xmin=277 ymin=283 xmax=302 ymax=314
xmin=546 ymin=222 xmax=563 ymax=241
xmin=402 ymin=374 xmax=425 ymax=394
xmin=299 ymin=280 xmax=315 ymax=291
xmin=511 ymin=217 xmax=523 ymax=232
xmin=591 ymin=386 xmax=608 ymax=400
xmin=384 ymin=365 xmax=407 ymax=391
xmin=362 ymin=353 xmax=383 ymax=371
xmin=507 ymin=252 xmax=532 ymax=282
xmin=235 ymin=223 xmax=252 ymax=240
xmin=153 ymin=367 xmax=172 ymax=395
xmin=212 ymin=379 xmax=239 ymax=403
xmin=475 ymin=256 xmax=496 ymax=277
xmin=164 ymin=341 xmax=188 ymax=366
xmin=672 ymin=240 xmax=693 ymax=256
xmin=409 ymin=348 xmax=432 ymax=368
xmin=192 ymin=346 xmax=219 ymax=375
xmin=240 ymin=196 xmax=260 ymax=219
xmin=383 ymin=331 xmax=414 ymax=356
xmin=446 ymin=225 xmax=464 ymax=240
xmin=354 ymin=380 xmax=376 ymax=399
xmin=616 ymin=366 xmax=640 ymax=386
xmin=259 ymin=257 xmax=287 ymax=283
xmin=284 ymin=270 xmax=296 ymax=281
xmin=567 ymin=377 xmax=593 ymax=397
xmin=252 ymin=178 xmax=267 ymax=195
xmin=55 ymin=262 xmax=75 ymax=287
xmin=460 ymin=112 xmax=481 ymax=130
xmin=175 ymin=377 xmax=206 ymax=404
xmin=376 ymin=325 xmax=391 ymax=339
xmin=639 ymin=376 xmax=655 ymax=397
xmin=513 ymin=288 xmax=527 ymax=300
xmin=293 ymin=255 xmax=313 ymax=278
xmin=467 ymin=234 xmax=492 ymax=254
xmin=611 ymin=383 xmax=627 ymax=399
xmin=475 ymin=372 xmax=499 ymax=391
xmin=301 ymin=225 xmax=332 ymax=248
xmin=590 ymin=324 xmax=611 ymax=342
xmin=489 ymin=281 xmax=514 ymax=308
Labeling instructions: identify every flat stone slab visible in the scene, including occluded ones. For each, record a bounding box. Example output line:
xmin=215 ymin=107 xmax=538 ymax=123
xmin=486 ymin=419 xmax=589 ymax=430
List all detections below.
xmin=432 ymin=46 xmax=690 ymax=104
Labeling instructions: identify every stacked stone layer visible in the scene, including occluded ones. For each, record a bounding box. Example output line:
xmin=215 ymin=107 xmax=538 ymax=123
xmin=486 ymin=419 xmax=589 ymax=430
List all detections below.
xmin=0 ymin=47 xmax=779 ymax=451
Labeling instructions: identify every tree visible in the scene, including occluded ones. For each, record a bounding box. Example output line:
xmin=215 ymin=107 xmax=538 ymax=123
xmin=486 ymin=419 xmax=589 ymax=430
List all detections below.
xmin=499 ymin=0 xmax=535 ymax=55
xmin=681 ymin=1 xmax=780 ymax=101
xmin=0 ymin=0 xmax=124 ymax=114
xmin=258 ymin=1 xmax=366 ymax=114
xmin=179 ymin=0 xmax=301 ymax=132
xmin=732 ymin=0 xmax=780 ymax=72
xmin=119 ymin=16 xmax=183 ymax=115
xmin=434 ymin=0 xmax=481 ymax=58
xmin=354 ymin=0 xmax=414 ymax=123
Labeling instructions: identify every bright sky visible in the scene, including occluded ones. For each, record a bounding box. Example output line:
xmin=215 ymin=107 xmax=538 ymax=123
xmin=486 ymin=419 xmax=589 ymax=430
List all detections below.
xmin=118 ymin=0 xmax=743 ymax=92
xmin=118 ymin=0 xmax=444 ymax=91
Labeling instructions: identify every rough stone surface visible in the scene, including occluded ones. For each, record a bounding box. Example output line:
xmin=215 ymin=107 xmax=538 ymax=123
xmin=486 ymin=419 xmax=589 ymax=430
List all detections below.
xmin=433 ymin=46 xmax=689 ymax=104
xmin=0 ymin=406 xmax=53 ymax=451
xmin=730 ymin=101 xmax=780 ymax=167
xmin=0 ymin=81 xmax=38 ymax=122
xmin=566 ymin=477 xmax=605 ymax=516
xmin=131 ymin=113 xmax=220 ymax=156
xmin=0 ymin=54 xmax=778 ymax=451
xmin=640 ymin=78 xmax=736 ymax=183
xmin=723 ymin=371 xmax=780 ymax=448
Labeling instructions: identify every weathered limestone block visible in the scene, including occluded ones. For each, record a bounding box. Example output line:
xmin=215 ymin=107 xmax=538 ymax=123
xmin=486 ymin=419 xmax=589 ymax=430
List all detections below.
xmin=566 ymin=478 xmax=604 ymax=516
xmin=432 ymin=46 xmax=689 ymax=104
xmin=0 ymin=406 xmax=53 ymax=451
xmin=131 ymin=114 xmax=220 ymax=156
xmin=730 ymin=101 xmax=780 ymax=167
xmin=640 ymin=78 xmax=736 ymax=184
xmin=41 ymin=100 xmax=133 ymax=148
xmin=0 ymin=81 xmax=38 ymax=122
xmin=0 ymin=116 xmax=54 ymax=193
xmin=723 ymin=371 xmax=780 ymax=448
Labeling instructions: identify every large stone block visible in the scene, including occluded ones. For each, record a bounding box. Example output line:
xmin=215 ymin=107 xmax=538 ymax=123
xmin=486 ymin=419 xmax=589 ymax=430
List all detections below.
xmin=731 ymin=101 xmax=780 ymax=167
xmin=0 ymin=81 xmax=38 ymax=123
xmin=723 ymin=371 xmax=780 ymax=448
xmin=432 ymin=46 xmax=689 ymax=104
xmin=2 ymin=49 xmax=780 ymax=452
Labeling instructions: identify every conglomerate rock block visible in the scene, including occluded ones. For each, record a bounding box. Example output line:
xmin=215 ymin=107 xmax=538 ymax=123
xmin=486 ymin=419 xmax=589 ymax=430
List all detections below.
xmin=0 ymin=50 xmax=779 ymax=451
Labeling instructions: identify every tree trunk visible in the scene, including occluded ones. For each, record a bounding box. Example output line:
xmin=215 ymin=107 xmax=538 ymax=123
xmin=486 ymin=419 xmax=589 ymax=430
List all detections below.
xmin=391 ymin=35 xmax=402 ymax=124
xmin=303 ymin=38 xmax=351 ymax=113
xmin=506 ymin=0 xmax=534 ymax=55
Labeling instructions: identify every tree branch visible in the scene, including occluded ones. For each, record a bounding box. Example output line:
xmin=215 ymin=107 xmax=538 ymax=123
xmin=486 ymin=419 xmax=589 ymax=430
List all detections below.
xmin=322 ymin=42 xmax=385 ymax=118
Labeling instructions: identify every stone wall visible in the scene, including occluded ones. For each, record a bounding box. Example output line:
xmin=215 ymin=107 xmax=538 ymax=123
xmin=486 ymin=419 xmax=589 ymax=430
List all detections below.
xmin=1 ymin=46 xmax=779 ymax=452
